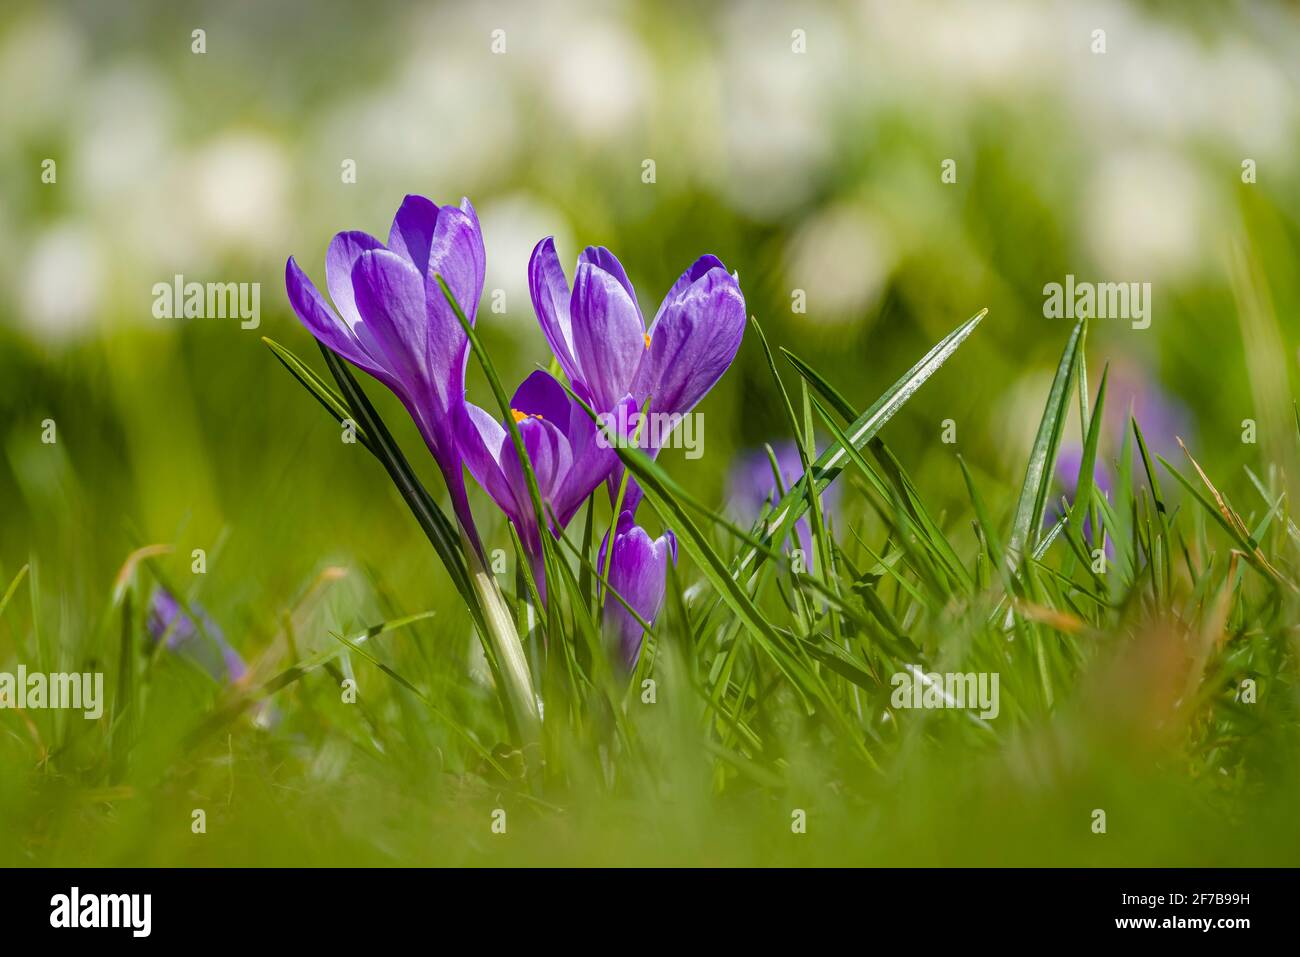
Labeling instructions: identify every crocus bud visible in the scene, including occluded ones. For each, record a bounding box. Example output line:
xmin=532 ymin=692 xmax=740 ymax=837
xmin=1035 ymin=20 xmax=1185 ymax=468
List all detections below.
xmin=598 ymin=511 xmax=677 ymax=669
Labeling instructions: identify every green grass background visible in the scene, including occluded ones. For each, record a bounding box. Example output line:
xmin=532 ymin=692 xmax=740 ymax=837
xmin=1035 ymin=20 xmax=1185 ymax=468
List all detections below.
xmin=2 ymin=0 xmax=1299 ymax=865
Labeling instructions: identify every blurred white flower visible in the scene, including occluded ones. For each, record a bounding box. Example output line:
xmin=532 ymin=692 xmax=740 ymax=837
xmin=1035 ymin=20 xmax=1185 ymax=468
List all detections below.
xmin=20 ymin=225 xmax=103 ymax=341
xmin=715 ymin=1 xmax=843 ymax=218
xmin=478 ymin=193 xmax=573 ymax=329
xmin=785 ymin=204 xmax=894 ymax=326
xmin=859 ymin=0 xmax=1056 ymax=97
xmin=1202 ymin=40 xmax=1295 ymax=161
xmin=315 ymin=29 xmax=517 ymax=198
xmin=1066 ymin=3 xmax=1296 ymax=162
xmin=72 ymin=63 xmax=177 ymax=205
xmin=1084 ymin=148 xmax=1211 ymax=281
xmin=190 ymin=133 xmax=290 ymax=255
xmin=544 ymin=20 xmax=650 ymax=141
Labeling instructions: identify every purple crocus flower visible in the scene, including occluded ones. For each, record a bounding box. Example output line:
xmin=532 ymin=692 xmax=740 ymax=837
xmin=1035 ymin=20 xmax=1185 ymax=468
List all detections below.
xmin=728 ymin=440 xmax=838 ymax=568
xmin=598 ymin=510 xmax=677 ymax=669
xmin=457 ymin=370 xmax=623 ymax=589
xmin=285 ymin=195 xmax=485 ymax=544
xmin=529 ymin=239 xmax=746 ymax=512
xmin=146 ymin=587 xmax=246 ymax=683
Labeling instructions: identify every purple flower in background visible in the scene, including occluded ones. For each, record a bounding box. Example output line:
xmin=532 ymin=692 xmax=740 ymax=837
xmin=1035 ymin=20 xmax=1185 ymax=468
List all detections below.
xmin=458 ymin=370 xmax=623 ymax=588
xmin=598 ymin=511 xmax=677 ymax=669
xmin=1055 ymin=362 xmax=1193 ymax=501
xmin=146 ymin=588 xmax=246 ymax=683
xmin=728 ymin=440 xmax=838 ymax=568
xmin=1053 ymin=444 xmax=1113 ymax=552
xmin=1054 ymin=444 xmax=1113 ymax=503
xmin=529 ymin=239 xmax=746 ymax=512
xmin=1053 ymin=363 xmax=1192 ymax=552
xmin=285 ymin=195 xmax=486 ymax=543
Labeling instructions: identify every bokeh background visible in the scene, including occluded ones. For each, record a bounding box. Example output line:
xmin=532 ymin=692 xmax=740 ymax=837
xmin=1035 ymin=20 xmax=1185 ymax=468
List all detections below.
xmin=1 ymin=0 xmax=1298 ymax=864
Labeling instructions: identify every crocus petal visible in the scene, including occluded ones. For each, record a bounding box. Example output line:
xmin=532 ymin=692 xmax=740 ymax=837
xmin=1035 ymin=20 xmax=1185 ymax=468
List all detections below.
xmin=571 ymin=260 xmax=647 ymax=411
xmin=511 ymin=369 xmax=573 ymax=427
xmin=387 ymin=194 xmax=441 ymax=274
xmin=631 ymin=266 xmax=745 ymax=417
xmin=578 ymin=246 xmax=642 ymax=322
xmin=529 ymin=237 xmax=580 ymax=382
xmin=325 ymin=230 xmax=386 ymax=329
xmin=428 ymin=200 xmax=486 ymax=322
xmin=285 ymin=256 xmax=388 ymax=383
xmin=556 ymin=453 xmax=616 ymax=528
xmin=596 ymin=393 xmax=643 ymax=516
xmin=457 ymin=403 xmax=521 ymax=525
xmin=287 ymin=194 xmax=487 ymax=551
xmin=458 ymin=400 xmax=573 ymax=550
xmin=557 ymin=392 xmax=625 ymax=528
xmin=420 ymin=204 xmax=484 ymax=423
xmin=649 ymin=254 xmax=725 ymax=331
xmin=350 ymin=248 xmax=431 ymax=394
xmin=506 ymin=371 xmax=617 ymax=529
xmin=502 ymin=416 xmax=572 ymax=522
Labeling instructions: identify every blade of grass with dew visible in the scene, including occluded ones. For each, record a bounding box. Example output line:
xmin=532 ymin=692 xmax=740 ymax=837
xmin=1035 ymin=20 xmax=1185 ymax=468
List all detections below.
xmin=810 ymin=399 xmax=950 ymax=605
xmin=785 ymin=343 xmax=972 ymax=595
xmin=736 ymin=308 xmax=987 ymax=581
xmin=1007 ymin=319 xmax=1084 ymax=566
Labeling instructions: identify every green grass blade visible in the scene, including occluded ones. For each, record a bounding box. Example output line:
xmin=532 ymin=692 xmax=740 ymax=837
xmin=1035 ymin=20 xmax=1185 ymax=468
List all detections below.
xmin=264 ymin=336 xmax=374 ymax=452
xmin=1007 ymin=319 xmax=1084 ymax=564
xmin=737 ymin=307 xmax=988 ymax=579
xmin=1071 ymin=363 xmax=1108 ymax=533
xmin=781 ymin=346 xmax=858 ymax=421
xmin=317 ymin=344 xmax=476 ymax=612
